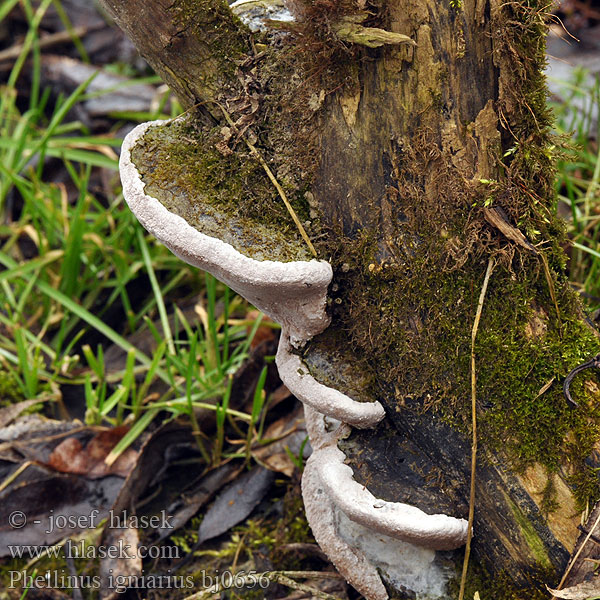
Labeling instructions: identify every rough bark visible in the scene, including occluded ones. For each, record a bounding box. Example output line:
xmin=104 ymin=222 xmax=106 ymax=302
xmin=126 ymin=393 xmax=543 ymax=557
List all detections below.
xmin=100 ymin=0 xmax=600 ymax=597
xmin=98 ymin=0 xmax=249 ymax=112
xmin=303 ymin=0 xmax=599 ymax=595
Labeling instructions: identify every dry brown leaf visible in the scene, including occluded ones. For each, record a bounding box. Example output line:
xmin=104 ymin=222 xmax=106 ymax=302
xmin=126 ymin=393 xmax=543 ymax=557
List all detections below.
xmin=253 ymin=404 xmax=308 ymax=477
xmin=547 ymin=579 xmax=600 ymax=599
xmin=48 ymin=426 xmax=137 ymax=479
xmin=197 ymin=466 xmax=274 ymax=544
xmin=484 ymin=206 xmax=537 ymax=252
xmin=100 ymin=525 xmax=141 ymax=600
xmin=536 ymin=377 xmax=555 ymax=398
xmin=269 ymin=384 xmax=292 ymax=406
xmin=0 ymin=399 xmax=43 ymax=428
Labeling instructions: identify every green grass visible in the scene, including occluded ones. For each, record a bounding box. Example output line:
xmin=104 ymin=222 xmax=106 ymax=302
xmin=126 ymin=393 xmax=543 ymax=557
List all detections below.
xmin=0 ymin=0 xmax=273 ymax=467
xmin=0 ymin=1 xmax=598 ymax=463
xmin=1 ymin=3 xmax=600 ymax=599
xmin=551 ymin=68 xmax=600 ymax=309
xmin=0 ymin=1 xmax=597 ymax=454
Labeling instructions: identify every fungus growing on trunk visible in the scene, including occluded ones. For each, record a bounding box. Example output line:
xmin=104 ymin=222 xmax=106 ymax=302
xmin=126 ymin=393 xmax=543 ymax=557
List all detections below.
xmin=120 ymin=120 xmax=332 ymax=344
xmin=120 ymin=119 xmax=386 ymax=424
xmin=119 ymin=116 xmax=467 ymax=599
xmin=303 ymin=406 xmax=468 ymax=599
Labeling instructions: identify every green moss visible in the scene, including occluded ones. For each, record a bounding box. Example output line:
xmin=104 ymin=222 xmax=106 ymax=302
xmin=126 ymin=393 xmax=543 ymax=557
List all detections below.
xmin=304 ymin=0 xmax=600 ymax=514
xmin=0 ymin=370 xmax=24 ymax=406
xmin=321 ymin=198 xmax=600 ymax=506
xmin=130 ymin=117 xmax=314 ymax=262
xmin=446 ymin=560 xmax=553 ymax=600
xmin=170 ymin=0 xmax=248 ymax=80
xmin=178 ymin=482 xmax=316 ymax=598
xmin=506 ymin=496 xmax=552 ymax=569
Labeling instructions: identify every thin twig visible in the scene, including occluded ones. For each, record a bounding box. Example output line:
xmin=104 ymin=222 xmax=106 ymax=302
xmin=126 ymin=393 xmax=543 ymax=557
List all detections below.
xmin=269 ymin=573 xmax=342 ymax=600
xmin=458 ymin=256 xmax=495 ymax=600
xmin=185 ymin=570 xmax=342 ymax=600
xmin=0 ymin=25 xmax=101 ymax=63
xmin=540 ymin=252 xmax=561 ymax=329
xmin=214 ymin=102 xmax=317 ymax=257
xmin=557 ymin=509 xmax=600 ymax=589
xmin=0 ymin=460 xmax=33 ymax=493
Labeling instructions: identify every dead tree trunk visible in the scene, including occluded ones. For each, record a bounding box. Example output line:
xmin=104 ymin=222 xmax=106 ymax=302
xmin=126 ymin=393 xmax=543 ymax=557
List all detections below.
xmin=100 ymin=0 xmax=600 ymax=597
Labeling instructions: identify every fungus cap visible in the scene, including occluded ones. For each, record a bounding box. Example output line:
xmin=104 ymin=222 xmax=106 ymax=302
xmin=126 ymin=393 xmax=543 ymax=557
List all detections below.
xmin=120 ymin=119 xmax=385 ymax=425
xmin=120 ymin=120 xmax=332 ymax=346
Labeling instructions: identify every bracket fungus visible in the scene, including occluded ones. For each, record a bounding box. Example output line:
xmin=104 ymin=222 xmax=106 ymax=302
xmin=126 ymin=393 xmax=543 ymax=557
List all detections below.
xmin=303 ymin=406 xmax=468 ymax=599
xmin=119 ymin=117 xmax=468 ymax=599
xmin=120 ymin=118 xmax=386 ymax=425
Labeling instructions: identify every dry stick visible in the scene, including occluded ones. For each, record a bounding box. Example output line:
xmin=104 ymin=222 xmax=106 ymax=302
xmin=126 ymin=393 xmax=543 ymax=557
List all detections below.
xmin=0 ymin=460 xmax=33 ymax=493
xmin=540 ymin=252 xmax=561 ymax=329
xmin=458 ymin=257 xmax=495 ymax=600
xmin=556 ymin=509 xmax=600 ymax=590
xmin=185 ymin=570 xmax=342 ymax=600
xmin=215 ymin=103 xmax=317 ymax=257
xmin=0 ymin=25 xmax=100 ymax=63
xmin=268 ymin=573 xmax=341 ymax=600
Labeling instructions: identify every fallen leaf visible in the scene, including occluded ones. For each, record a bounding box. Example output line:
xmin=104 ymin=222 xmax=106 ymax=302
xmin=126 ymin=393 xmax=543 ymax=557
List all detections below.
xmin=197 ymin=466 xmax=274 ymax=544
xmin=0 ymin=399 xmax=44 ymax=428
xmin=156 ymin=462 xmax=239 ymax=542
xmin=42 ymin=56 xmax=170 ymax=117
xmin=100 ymin=525 xmax=141 ymax=600
xmin=270 ymin=384 xmax=292 ymax=405
xmin=107 ymin=422 xmax=196 ymax=521
xmin=536 ymin=377 xmax=555 ymax=398
xmin=484 ymin=206 xmax=537 ymax=253
xmin=253 ymin=404 xmax=310 ymax=477
xmin=0 ymin=416 xmax=130 ymax=556
xmin=547 ymin=579 xmax=600 ymax=599
xmin=47 ymin=426 xmax=137 ymax=479
xmin=0 ymin=468 xmax=123 ymax=556
xmin=246 ymin=309 xmax=276 ymax=349
xmin=560 ymin=501 xmax=600 ymax=589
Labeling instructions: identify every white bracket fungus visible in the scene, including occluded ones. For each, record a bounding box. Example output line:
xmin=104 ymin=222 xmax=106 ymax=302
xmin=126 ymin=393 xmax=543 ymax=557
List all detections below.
xmin=303 ymin=406 xmax=468 ymax=599
xmin=121 ymin=121 xmax=330 ymax=347
xmin=120 ymin=119 xmax=385 ymax=426
xmin=276 ymin=335 xmax=385 ymax=428
xmin=120 ymin=118 xmax=468 ymax=600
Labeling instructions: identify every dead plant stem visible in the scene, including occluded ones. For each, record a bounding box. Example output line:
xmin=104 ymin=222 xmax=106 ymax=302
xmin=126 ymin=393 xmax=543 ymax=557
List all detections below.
xmin=215 ymin=102 xmax=317 ymax=257
xmin=557 ymin=509 xmax=600 ymax=589
xmin=458 ymin=256 xmax=495 ymax=600
xmin=186 ymin=570 xmax=342 ymax=600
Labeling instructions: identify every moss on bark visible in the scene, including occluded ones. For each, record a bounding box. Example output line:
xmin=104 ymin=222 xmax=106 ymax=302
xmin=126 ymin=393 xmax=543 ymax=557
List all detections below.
xmin=98 ymin=0 xmax=249 ymax=110
xmin=130 ymin=117 xmax=314 ymax=262
xmin=297 ymin=0 xmax=600 ymax=593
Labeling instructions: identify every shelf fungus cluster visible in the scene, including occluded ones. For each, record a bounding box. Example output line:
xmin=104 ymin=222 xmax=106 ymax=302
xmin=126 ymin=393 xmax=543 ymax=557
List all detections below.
xmin=120 ymin=118 xmax=468 ymax=599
